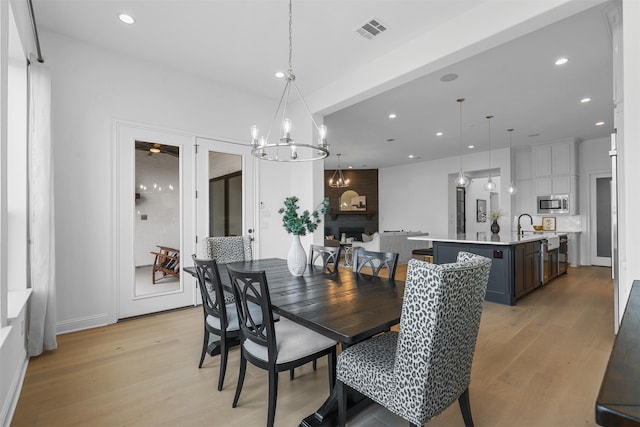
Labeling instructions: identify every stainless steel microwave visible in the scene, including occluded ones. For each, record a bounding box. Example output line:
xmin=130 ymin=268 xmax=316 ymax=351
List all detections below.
xmin=537 ymin=195 xmax=569 ymax=214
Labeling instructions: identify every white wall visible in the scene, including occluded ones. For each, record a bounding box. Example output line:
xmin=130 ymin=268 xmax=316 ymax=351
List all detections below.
xmin=42 ymin=30 xmax=286 ymax=331
xmin=380 ymin=147 xmax=511 ymax=237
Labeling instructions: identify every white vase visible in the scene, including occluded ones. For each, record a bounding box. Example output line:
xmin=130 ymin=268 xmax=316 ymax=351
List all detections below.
xmin=287 ymin=234 xmax=307 ymax=276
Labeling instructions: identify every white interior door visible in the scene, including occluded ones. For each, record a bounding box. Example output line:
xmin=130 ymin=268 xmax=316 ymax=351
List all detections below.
xmin=590 ymin=172 xmax=613 ymax=266
xmin=116 ymin=123 xmax=196 ymax=319
xmin=195 ymin=137 xmax=256 ymax=258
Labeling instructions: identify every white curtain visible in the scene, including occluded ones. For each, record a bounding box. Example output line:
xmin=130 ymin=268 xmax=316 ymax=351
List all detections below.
xmin=27 ymin=61 xmax=57 ymax=356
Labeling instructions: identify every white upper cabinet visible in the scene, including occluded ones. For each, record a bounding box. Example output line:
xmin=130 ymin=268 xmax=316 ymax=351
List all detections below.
xmin=533 ymin=141 xmax=576 ymax=178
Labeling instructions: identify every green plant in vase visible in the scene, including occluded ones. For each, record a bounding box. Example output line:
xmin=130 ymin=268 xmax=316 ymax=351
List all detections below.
xmin=278 ymin=196 xmax=329 ymax=276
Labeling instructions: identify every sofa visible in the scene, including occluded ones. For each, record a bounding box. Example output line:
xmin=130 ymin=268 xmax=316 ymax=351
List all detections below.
xmin=351 ymin=231 xmax=429 ymax=264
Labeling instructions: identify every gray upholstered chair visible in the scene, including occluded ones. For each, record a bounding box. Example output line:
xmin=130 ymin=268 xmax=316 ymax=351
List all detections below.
xmin=336 ymin=251 xmax=492 ymax=427
xmin=226 ymin=265 xmax=338 ymax=427
xmin=203 ymin=236 xmax=252 ymax=263
xmin=352 ymin=248 xmax=399 ymax=280
xmin=309 ymin=244 xmax=342 ymax=273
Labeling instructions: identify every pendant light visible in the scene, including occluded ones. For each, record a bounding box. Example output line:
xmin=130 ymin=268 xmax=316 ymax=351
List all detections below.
xmin=507 ymin=128 xmax=517 ymax=195
xmin=454 ymin=98 xmax=470 ymax=188
xmin=328 ymin=154 xmax=349 ymax=188
xmin=484 ymin=115 xmax=496 ymax=192
xmin=249 ymin=0 xmax=329 ymax=162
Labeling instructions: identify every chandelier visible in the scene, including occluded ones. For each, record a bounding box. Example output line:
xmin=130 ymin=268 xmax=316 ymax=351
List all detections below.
xmin=249 ymin=0 xmax=329 ymax=162
xmin=328 ymin=154 xmax=349 ymax=188
xmin=454 ymin=98 xmax=470 ymax=187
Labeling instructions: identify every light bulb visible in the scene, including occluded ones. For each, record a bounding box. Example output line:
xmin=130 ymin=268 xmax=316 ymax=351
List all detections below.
xmin=250 ymin=125 xmax=259 ymax=140
xmin=282 ymin=118 xmax=292 ymax=137
xmin=508 ymin=184 xmax=517 ymax=195
xmin=455 ymin=171 xmax=470 ymax=188
xmin=318 ymin=125 xmax=327 ymax=139
xmin=485 ymin=178 xmax=496 ymax=192
xmin=258 ymin=136 xmax=266 ymax=148
xmin=290 ymin=146 xmax=298 ymax=160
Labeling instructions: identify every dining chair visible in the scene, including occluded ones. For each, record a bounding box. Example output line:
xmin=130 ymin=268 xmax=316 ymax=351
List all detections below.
xmin=336 ymin=251 xmax=492 ymax=427
xmin=309 ymin=244 xmax=342 ymax=273
xmin=203 ymin=235 xmax=252 ymax=263
xmin=192 ymin=255 xmax=263 ymax=391
xmin=351 ymin=248 xmax=399 ymax=280
xmin=226 ymin=265 xmax=338 ymax=427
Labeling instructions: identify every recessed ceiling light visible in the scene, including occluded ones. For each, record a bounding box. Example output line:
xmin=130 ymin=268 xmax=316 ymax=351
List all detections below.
xmin=595 ymin=121 xmax=605 ymax=126
xmin=386 ymin=138 xmax=395 ymax=142
xmin=554 ymin=57 xmax=569 ymax=66
xmin=388 ymin=113 xmax=397 ymax=119
xmin=467 ymin=145 xmax=474 ymax=149
xmin=436 ymin=132 xmax=443 ymax=136
xmin=118 ymin=13 xmax=135 ymax=24
xmin=580 ymin=97 xmax=592 ymax=103
xmin=408 ymin=154 xmax=415 ymax=159
xmin=274 ymin=71 xmax=285 ymax=78
xmin=440 ymin=73 xmax=458 ymax=82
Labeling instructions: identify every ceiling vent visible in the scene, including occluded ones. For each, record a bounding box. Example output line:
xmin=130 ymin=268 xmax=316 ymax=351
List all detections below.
xmin=356 ymin=18 xmax=387 ymax=40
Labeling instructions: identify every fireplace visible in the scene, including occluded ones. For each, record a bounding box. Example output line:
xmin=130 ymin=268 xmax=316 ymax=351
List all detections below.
xmin=338 ymin=227 xmax=365 ymax=241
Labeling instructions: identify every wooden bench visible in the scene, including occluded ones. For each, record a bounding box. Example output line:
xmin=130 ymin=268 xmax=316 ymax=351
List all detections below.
xmin=150 ymin=246 xmax=180 ymax=284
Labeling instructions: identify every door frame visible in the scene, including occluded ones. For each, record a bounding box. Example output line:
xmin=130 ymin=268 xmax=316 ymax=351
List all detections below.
xmin=114 ymin=120 xmax=197 ymax=320
xmin=590 ymin=171 xmax=613 ymax=266
xmin=194 ymin=137 xmax=257 ymax=258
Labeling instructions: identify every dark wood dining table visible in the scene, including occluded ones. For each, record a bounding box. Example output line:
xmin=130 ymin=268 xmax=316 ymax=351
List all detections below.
xmin=185 ymin=257 xmax=406 ymax=426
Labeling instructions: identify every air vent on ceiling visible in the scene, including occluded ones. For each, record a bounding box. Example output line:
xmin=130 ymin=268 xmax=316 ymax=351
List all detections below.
xmin=356 ymin=18 xmax=387 ymax=40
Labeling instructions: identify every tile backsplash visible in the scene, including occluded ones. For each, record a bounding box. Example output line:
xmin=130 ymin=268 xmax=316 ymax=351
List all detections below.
xmin=512 ymin=215 xmax=581 ymax=233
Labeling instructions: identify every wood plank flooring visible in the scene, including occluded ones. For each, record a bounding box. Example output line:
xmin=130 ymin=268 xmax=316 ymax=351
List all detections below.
xmin=12 ymin=266 xmax=614 ymax=426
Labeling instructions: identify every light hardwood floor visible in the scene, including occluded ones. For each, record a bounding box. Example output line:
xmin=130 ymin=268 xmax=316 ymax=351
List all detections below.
xmin=12 ymin=266 xmax=614 ymax=426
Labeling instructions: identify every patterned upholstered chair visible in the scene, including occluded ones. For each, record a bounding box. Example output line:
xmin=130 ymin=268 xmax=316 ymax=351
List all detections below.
xmin=226 ymin=265 xmax=338 ymax=427
xmin=203 ymin=236 xmax=253 ymax=263
xmin=309 ymin=244 xmax=342 ymax=273
xmin=336 ymin=251 xmax=492 ymax=427
xmin=352 ymin=248 xmax=399 ymax=280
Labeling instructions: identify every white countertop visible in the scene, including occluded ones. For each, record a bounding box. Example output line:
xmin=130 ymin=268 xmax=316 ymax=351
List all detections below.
xmin=409 ymin=232 xmax=566 ymax=246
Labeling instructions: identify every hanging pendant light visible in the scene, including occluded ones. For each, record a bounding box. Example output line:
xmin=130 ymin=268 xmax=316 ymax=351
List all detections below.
xmin=507 ymin=128 xmax=517 ymax=195
xmin=249 ymin=0 xmax=329 ymax=162
xmin=454 ymin=98 xmax=470 ymax=188
xmin=484 ymin=115 xmax=496 ymax=192
xmin=328 ymin=154 xmax=349 ymax=188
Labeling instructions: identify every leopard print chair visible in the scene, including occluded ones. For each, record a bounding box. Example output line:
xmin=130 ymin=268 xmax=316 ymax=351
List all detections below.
xmin=336 ymin=251 xmax=492 ymax=427
xmin=203 ymin=236 xmax=253 ymax=263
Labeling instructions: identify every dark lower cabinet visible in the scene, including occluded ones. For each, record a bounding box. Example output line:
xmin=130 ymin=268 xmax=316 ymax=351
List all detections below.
xmin=433 ymin=242 xmax=514 ymax=305
xmin=434 ymin=240 xmax=543 ymax=305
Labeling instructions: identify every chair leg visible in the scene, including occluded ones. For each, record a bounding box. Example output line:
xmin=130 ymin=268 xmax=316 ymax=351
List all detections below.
xmin=458 ymin=387 xmax=474 ymax=427
xmin=290 ymin=368 xmax=294 ymax=381
xmin=328 ymin=348 xmax=336 ymax=390
xmin=232 ymin=352 xmax=247 ymax=408
xmin=267 ymin=366 xmax=279 ymax=427
xmin=217 ymin=337 xmax=228 ymax=391
xmin=337 ymin=380 xmax=347 ymax=427
xmin=199 ymin=329 xmax=209 ymax=368
xmin=312 ymin=359 xmax=317 ymax=371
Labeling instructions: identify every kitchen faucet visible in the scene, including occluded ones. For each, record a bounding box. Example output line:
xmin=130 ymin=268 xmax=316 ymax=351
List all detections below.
xmin=518 ymin=213 xmax=533 ymax=236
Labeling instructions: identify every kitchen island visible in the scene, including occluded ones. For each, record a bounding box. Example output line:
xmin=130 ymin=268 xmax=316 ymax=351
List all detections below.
xmin=409 ymin=232 xmax=563 ymax=305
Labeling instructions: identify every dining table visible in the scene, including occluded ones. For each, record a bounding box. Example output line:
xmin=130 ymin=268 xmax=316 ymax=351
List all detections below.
xmin=185 ymin=257 xmax=406 ymax=426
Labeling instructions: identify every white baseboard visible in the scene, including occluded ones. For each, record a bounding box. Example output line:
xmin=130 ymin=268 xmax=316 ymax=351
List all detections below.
xmin=56 ymin=313 xmax=110 ymax=334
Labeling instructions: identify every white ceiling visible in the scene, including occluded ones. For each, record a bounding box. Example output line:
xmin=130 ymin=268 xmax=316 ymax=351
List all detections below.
xmin=32 ymin=0 xmax=614 ymax=170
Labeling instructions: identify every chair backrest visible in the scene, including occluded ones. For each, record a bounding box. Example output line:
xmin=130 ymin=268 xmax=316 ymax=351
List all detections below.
xmin=389 ymin=251 xmax=491 ymax=424
xmin=309 ymin=244 xmax=342 ymax=273
xmin=203 ymin=236 xmax=253 ymax=263
xmin=226 ymin=266 xmax=277 ymax=362
xmin=352 ymin=248 xmax=399 ymax=280
xmin=192 ymin=255 xmax=228 ymax=333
